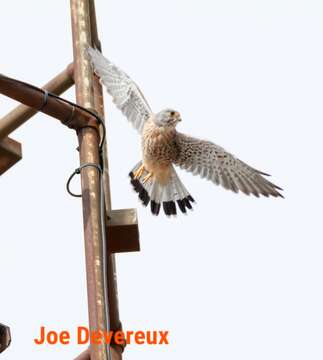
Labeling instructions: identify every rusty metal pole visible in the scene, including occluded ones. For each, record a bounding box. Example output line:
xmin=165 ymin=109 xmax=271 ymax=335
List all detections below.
xmin=0 ymin=74 xmax=98 ymax=130
xmin=88 ymin=4 xmax=124 ymax=358
xmin=70 ymin=1 xmax=108 ymax=360
xmin=0 ymin=64 xmax=74 ymax=140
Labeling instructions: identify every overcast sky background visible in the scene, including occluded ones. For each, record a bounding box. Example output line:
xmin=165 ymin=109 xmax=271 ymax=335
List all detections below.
xmin=1 ymin=1 xmax=323 ymax=359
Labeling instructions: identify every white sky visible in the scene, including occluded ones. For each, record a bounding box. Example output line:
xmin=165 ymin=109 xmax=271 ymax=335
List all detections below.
xmin=1 ymin=1 xmax=323 ymax=359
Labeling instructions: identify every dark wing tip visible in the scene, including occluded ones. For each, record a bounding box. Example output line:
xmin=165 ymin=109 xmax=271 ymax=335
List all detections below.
xmin=187 ymin=195 xmax=195 ymax=203
xmin=130 ymin=173 xmax=150 ymax=207
xmin=163 ymin=201 xmax=173 ymax=216
xmin=257 ymin=170 xmax=271 ymax=177
xmin=183 ymin=198 xmax=193 ymax=210
xmin=151 ymin=201 xmax=161 ymax=216
xmin=162 ymin=201 xmax=177 ymax=216
xmin=164 ymin=196 xmax=195 ymax=216
xmin=176 ymin=199 xmax=187 ymax=214
xmin=170 ymin=201 xmax=177 ymax=215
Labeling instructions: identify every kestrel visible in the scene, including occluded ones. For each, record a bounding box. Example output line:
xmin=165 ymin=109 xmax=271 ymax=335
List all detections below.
xmin=88 ymin=48 xmax=283 ymax=216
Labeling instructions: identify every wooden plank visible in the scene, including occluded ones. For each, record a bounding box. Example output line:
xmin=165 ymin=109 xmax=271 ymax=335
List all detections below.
xmin=0 ymin=137 xmax=22 ymax=175
xmin=107 ymin=209 xmax=140 ymax=253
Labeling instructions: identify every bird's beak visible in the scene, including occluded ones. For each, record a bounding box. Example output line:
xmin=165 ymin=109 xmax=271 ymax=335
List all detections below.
xmin=175 ymin=112 xmax=182 ymax=122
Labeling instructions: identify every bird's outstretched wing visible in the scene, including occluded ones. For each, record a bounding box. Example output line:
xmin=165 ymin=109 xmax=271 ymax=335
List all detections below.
xmin=88 ymin=47 xmax=152 ymax=133
xmin=174 ymin=133 xmax=283 ymax=198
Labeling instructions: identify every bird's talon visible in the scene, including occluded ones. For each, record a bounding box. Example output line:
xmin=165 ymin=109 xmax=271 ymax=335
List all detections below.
xmin=133 ymin=164 xmax=145 ymax=179
xmin=143 ymin=172 xmax=153 ymax=184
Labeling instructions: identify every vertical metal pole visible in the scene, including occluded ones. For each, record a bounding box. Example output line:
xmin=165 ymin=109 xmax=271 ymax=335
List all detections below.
xmin=89 ymin=3 xmax=124 ymax=358
xmin=92 ymin=63 xmax=124 ymax=360
xmin=70 ymin=1 xmax=108 ymax=359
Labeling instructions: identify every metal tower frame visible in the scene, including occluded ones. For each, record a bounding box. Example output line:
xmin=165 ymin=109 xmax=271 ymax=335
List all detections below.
xmin=0 ymin=1 xmax=140 ymax=359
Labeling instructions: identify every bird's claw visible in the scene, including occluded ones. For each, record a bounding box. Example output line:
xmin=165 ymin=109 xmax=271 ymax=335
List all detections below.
xmin=142 ymin=172 xmax=153 ymax=184
xmin=133 ymin=164 xmax=145 ymax=179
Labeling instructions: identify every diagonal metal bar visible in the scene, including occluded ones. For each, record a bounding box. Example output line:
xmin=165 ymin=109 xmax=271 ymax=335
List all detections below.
xmin=0 ymin=64 xmax=74 ymax=140
xmin=0 ymin=74 xmax=98 ymax=132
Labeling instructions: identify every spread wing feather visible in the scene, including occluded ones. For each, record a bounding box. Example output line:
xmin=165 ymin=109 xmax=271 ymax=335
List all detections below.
xmin=88 ymin=47 xmax=152 ymax=133
xmin=174 ymin=133 xmax=283 ymax=198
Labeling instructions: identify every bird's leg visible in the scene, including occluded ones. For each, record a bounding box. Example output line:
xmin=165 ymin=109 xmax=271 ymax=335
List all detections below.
xmin=133 ymin=164 xmax=145 ymax=179
xmin=142 ymin=172 xmax=153 ymax=184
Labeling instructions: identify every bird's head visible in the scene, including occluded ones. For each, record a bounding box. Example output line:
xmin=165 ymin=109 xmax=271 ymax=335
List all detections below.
xmin=153 ymin=108 xmax=182 ymax=128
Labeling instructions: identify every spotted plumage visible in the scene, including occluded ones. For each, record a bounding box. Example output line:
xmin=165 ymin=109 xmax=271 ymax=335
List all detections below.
xmin=88 ymin=47 xmax=283 ymax=216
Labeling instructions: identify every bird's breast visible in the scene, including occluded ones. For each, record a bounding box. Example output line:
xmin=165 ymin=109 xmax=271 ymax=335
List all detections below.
xmin=142 ymin=120 xmax=179 ymax=179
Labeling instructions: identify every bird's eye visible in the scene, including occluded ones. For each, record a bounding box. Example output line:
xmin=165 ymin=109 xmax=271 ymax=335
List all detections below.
xmin=170 ymin=111 xmax=175 ymax=116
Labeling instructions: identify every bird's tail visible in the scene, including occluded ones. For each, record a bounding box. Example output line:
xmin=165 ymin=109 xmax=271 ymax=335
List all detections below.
xmin=129 ymin=161 xmax=195 ymax=216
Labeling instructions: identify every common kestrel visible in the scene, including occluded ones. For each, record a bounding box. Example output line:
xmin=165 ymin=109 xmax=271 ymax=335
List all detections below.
xmin=88 ymin=48 xmax=283 ymax=216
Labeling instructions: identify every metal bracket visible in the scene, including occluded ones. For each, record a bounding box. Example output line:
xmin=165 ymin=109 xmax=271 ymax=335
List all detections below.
xmin=107 ymin=209 xmax=140 ymax=253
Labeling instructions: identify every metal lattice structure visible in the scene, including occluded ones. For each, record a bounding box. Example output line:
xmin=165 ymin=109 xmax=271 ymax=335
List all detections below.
xmin=0 ymin=1 xmax=140 ymax=359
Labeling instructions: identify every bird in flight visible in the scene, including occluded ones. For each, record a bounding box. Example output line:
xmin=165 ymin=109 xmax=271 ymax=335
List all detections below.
xmin=88 ymin=48 xmax=283 ymax=216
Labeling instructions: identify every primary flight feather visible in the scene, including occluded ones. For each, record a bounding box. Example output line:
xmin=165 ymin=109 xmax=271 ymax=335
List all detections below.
xmin=88 ymin=47 xmax=283 ymax=216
